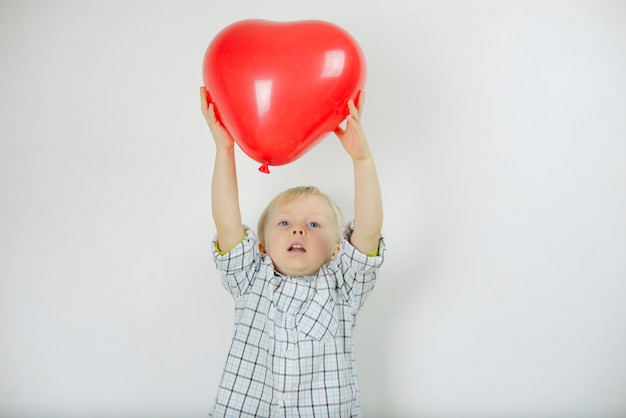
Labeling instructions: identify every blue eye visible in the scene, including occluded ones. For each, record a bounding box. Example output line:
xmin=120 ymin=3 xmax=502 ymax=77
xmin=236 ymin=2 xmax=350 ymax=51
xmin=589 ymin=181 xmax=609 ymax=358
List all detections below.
xmin=308 ymin=222 xmax=320 ymax=228
xmin=279 ymin=220 xmax=290 ymax=227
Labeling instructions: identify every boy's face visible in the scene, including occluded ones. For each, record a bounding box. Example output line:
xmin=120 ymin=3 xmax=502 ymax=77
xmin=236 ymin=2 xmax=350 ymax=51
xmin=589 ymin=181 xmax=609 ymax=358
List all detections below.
xmin=259 ymin=195 xmax=340 ymax=276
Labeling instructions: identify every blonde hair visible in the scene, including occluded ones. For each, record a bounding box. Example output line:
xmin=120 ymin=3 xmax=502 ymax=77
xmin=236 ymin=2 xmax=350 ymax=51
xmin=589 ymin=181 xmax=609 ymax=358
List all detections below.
xmin=257 ymin=186 xmax=344 ymax=245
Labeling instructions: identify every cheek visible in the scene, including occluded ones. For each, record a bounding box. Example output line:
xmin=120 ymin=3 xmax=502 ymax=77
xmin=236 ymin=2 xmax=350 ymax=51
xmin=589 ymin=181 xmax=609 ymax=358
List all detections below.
xmin=321 ymin=235 xmax=338 ymax=255
xmin=262 ymin=232 xmax=276 ymax=252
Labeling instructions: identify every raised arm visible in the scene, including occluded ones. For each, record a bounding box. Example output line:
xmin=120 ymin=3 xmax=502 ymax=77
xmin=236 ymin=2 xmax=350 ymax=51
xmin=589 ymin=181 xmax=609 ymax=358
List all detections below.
xmin=334 ymin=92 xmax=383 ymax=254
xmin=200 ymin=86 xmax=245 ymax=252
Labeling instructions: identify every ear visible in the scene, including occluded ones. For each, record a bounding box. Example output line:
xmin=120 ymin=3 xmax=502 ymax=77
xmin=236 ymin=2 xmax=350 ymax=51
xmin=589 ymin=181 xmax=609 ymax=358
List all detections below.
xmin=259 ymin=242 xmax=266 ymax=254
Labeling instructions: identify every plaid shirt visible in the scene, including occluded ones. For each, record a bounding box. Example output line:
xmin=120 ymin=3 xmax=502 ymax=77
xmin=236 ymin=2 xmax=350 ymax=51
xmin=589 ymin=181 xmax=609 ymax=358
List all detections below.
xmin=209 ymin=222 xmax=385 ymax=417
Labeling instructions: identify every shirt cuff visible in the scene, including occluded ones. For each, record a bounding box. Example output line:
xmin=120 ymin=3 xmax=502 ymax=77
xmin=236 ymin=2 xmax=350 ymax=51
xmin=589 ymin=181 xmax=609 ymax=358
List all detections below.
xmin=214 ymin=230 xmax=248 ymax=255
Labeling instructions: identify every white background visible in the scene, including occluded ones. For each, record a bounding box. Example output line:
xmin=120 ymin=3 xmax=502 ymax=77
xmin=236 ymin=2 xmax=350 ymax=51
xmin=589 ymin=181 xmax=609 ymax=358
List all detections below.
xmin=1 ymin=1 xmax=625 ymax=417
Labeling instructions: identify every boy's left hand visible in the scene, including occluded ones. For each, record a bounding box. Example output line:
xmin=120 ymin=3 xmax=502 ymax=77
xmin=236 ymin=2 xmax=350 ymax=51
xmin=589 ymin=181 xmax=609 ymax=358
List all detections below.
xmin=334 ymin=91 xmax=372 ymax=161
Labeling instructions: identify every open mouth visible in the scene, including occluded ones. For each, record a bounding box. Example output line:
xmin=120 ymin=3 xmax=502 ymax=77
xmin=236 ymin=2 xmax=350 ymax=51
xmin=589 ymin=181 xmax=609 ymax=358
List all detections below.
xmin=288 ymin=244 xmax=306 ymax=253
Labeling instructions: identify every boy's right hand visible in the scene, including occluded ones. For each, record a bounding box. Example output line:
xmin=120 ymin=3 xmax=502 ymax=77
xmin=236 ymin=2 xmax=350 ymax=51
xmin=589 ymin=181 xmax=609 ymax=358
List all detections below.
xmin=200 ymin=86 xmax=235 ymax=149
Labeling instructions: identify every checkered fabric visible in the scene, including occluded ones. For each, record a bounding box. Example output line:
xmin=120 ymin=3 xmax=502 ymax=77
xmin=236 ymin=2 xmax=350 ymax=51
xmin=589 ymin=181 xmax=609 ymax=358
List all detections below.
xmin=208 ymin=222 xmax=385 ymax=417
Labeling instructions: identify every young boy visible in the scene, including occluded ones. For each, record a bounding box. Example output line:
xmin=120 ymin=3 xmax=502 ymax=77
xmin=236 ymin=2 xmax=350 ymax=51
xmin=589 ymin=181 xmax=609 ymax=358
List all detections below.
xmin=201 ymin=86 xmax=384 ymax=417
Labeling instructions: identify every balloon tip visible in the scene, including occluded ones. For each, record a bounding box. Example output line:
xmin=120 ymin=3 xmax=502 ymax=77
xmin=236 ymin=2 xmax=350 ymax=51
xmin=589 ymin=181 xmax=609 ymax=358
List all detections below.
xmin=259 ymin=163 xmax=270 ymax=174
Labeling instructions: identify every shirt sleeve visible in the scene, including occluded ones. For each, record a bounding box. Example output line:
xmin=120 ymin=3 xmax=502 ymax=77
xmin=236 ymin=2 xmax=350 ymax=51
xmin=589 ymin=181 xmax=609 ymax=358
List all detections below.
xmin=334 ymin=220 xmax=386 ymax=315
xmin=212 ymin=225 xmax=261 ymax=299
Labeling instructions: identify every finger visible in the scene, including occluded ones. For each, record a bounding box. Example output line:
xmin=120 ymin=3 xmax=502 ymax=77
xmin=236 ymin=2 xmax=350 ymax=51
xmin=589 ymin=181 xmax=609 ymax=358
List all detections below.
xmin=347 ymin=100 xmax=361 ymax=123
xmin=208 ymin=103 xmax=215 ymax=120
xmin=200 ymin=86 xmax=209 ymax=111
xmin=356 ymin=90 xmax=365 ymax=115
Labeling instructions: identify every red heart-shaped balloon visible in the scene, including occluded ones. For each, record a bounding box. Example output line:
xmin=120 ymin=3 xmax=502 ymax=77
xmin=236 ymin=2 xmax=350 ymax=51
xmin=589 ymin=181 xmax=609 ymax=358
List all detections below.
xmin=202 ymin=19 xmax=366 ymax=173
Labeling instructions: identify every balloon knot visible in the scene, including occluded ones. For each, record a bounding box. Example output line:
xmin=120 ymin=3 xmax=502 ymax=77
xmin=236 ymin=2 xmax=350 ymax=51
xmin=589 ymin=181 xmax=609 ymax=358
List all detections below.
xmin=259 ymin=163 xmax=270 ymax=174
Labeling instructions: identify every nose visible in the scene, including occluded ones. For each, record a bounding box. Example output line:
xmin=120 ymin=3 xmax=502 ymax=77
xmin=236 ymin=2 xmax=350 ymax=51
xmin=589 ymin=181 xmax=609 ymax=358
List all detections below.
xmin=292 ymin=226 xmax=305 ymax=236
